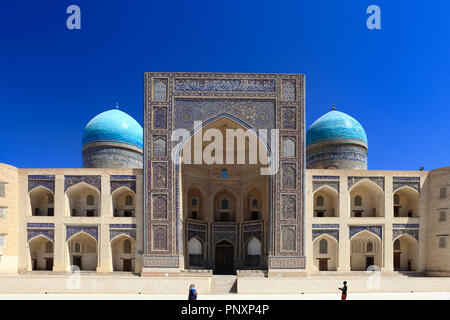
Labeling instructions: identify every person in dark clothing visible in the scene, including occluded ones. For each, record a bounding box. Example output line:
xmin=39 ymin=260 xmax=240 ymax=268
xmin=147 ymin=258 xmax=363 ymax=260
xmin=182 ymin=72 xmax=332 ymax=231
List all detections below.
xmin=188 ymin=283 xmax=197 ymax=300
xmin=338 ymin=281 xmax=347 ymax=300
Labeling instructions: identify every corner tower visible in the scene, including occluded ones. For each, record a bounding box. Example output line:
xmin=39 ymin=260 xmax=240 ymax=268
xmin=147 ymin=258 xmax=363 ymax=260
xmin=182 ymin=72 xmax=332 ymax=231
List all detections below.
xmin=306 ymin=106 xmax=368 ymax=170
xmin=82 ymin=107 xmax=143 ymax=168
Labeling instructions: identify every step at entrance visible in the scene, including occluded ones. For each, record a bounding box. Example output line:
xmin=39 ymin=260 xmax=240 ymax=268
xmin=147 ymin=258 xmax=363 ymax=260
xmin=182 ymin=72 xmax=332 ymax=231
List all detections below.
xmin=211 ymin=275 xmax=237 ymax=294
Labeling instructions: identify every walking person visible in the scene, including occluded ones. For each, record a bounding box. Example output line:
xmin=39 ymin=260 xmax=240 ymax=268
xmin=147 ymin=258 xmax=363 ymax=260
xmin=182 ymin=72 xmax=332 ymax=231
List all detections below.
xmin=338 ymin=281 xmax=348 ymax=300
xmin=188 ymin=283 xmax=197 ymax=300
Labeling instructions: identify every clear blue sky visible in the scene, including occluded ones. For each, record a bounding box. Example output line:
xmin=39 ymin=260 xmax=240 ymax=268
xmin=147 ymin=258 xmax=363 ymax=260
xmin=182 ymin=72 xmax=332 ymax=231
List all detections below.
xmin=0 ymin=0 xmax=449 ymax=170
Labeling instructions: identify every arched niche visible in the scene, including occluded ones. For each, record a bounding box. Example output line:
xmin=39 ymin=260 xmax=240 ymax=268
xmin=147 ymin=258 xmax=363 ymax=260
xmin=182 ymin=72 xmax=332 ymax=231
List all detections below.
xmin=112 ymin=187 xmax=136 ymax=217
xmin=393 ymin=187 xmax=420 ymax=218
xmin=29 ymin=186 xmax=54 ymax=216
xmin=349 ymin=180 xmax=385 ymax=217
xmin=313 ymin=186 xmax=339 ymax=217
xmin=65 ymin=182 xmax=101 ymax=217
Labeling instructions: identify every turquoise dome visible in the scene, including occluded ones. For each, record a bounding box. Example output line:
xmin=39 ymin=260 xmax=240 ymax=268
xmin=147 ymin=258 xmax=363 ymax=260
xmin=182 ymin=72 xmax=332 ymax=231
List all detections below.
xmin=82 ymin=109 xmax=143 ymax=150
xmin=306 ymin=110 xmax=367 ymax=146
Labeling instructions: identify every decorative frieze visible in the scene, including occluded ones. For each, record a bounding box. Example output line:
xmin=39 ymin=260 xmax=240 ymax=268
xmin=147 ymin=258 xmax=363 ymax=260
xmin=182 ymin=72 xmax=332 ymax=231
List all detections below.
xmin=110 ymin=175 xmax=136 ymax=194
xmin=66 ymin=225 xmax=98 ymax=241
xmin=348 ymin=176 xmax=385 ymax=191
xmin=28 ymin=175 xmax=55 ymax=193
xmin=64 ymin=175 xmax=101 ymax=192
xmin=349 ymin=225 xmax=382 ymax=240
xmin=313 ymin=180 xmax=339 ymax=193
xmin=27 ymin=229 xmax=54 ymax=242
xmin=174 ymin=78 xmax=276 ymax=92
xmin=312 ymin=229 xmax=339 ymax=241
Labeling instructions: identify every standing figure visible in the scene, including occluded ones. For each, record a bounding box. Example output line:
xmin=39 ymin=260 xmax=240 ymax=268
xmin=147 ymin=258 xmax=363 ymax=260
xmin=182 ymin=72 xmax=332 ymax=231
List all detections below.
xmin=188 ymin=283 xmax=197 ymax=301
xmin=338 ymin=281 xmax=348 ymax=300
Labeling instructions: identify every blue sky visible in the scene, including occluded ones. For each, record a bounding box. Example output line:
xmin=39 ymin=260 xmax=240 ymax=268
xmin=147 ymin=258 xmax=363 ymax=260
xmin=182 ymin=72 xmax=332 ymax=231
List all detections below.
xmin=0 ymin=0 xmax=449 ymax=170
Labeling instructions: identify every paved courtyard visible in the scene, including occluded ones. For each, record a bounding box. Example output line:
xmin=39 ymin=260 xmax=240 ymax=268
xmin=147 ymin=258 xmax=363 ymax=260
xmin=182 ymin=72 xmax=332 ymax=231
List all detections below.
xmin=1 ymin=292 xmax=450 ymax=300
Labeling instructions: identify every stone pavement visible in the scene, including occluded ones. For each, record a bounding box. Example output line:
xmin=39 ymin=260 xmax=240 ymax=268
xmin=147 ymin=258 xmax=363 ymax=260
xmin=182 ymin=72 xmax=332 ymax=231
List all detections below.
xmin=1 ymin=292 xmax=450 ymax=300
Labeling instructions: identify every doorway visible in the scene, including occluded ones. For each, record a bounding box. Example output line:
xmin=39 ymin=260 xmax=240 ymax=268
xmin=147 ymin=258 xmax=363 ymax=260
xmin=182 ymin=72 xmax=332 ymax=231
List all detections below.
xmin=318 ymin=258 xmax=328 ymax=271
xmin=365 ymin=256 xmax=374 ymax=270
xmin=73 ymin=256 xmax=82 ymax=270
xmin=215 ymin=240 xmax=234 ymax=274
xmin=394 ymin=252 xmax=401 ymax=270
xmin=45 ymin=258 xmax=53 ymax=271
xmin=123 ymin=259 xmax=132 ymax=272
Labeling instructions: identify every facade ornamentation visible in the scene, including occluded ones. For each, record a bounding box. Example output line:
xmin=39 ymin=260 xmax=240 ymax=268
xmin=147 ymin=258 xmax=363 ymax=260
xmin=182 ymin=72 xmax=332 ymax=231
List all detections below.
xmin=64 ymin=175 xmax=101 ymax=192
xmin=348 ymin=176 xmax=385 ymax=191
xmin=28 ymin=175 xmax=55 ymax=193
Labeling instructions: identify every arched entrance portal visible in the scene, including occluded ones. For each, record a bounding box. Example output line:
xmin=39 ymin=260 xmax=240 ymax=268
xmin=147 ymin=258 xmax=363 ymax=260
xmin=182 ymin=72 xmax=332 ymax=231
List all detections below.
xmin=215 ymin=240 xmax=235 ymax=274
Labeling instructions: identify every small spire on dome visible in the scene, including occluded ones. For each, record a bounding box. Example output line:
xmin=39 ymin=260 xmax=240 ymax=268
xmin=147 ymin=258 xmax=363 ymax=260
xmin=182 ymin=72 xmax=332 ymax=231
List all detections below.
xmin=332 ymin=104 xmax=336 ymax=111
xmin=115 ymin=102 xmax=120 ymax=109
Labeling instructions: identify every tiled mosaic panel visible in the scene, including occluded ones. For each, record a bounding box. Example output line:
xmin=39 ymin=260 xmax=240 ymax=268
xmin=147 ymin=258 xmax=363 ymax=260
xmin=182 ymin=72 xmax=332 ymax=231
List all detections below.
xmin=153 ymin=107 xmax=167 ymax=129
xmin=110 ymin=229 xmax=137 ymax=241
xmin=268 ymin=256 xmax=306 ymax=269
xmin=174 ymin=98 xmax=275 ymax=132
xmin=27 ymin=229 xmax=54 ymax=242
xmin=28 ymin=175 xmax=55 ymax=193
xmin=153 ymin=136 xmax=167 ymax=157
xmin=153 ymin=79 xmax=168 ymax=101
xmin=152 ymin=165 xmax=167 ymax=189
xmin=282 ymin=137 xmax=296 ymax=157
xmin=281 ymin=108 xmax=296 ymax=130
xmin=282 ymin=163 xmax=296 ymax=189
xmin=66 ymin=225 xmax=98 ymax=241
xmin=312 ymin=180 xmax=339 ymax=193
xmin=174 ymin=79 xmax=276 ymax=92
xmin=348 ymin=176 xmax=385 ymax=191
xmin=281 ymin=225 xmax=296 ymax=251
xmin=152 ymin=226 xmax=168 ymax=250
xmin=152 ymin=195 xmax=167 ymax=219
xmin=143 ymin=255 xmax=179 ymax=268
xmin=64 ymin=175 xmax=101 ymax=192
xmin=281 ymin=194 xmax=296 ymax=219
xmin=312 ymin=229 xmax=339 ymax=241
xmin=282 ymin=80 xmax=296 ymax=101
xmin=349 ymin=225 xmax=382 ymax=240
xmin=393 ymin=229 xmax=419 ymax=241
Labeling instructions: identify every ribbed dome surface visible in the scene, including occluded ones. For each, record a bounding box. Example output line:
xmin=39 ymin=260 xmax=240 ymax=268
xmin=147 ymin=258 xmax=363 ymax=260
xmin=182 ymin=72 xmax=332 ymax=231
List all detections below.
xmin=306 ymin=110 xmax=367 ymax=146
xmin=82 ymin=109 xmax=143 ymax=149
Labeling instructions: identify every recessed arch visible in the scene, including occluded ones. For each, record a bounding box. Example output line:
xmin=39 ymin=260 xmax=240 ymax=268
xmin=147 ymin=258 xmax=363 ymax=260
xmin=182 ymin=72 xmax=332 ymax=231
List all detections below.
xmin=393 ymin=186 xmax=420 ymax=217
xmin=29 ymin=186 xmax=55 ymax=217
xmin=111 ymin=186 xmax=136 ymax=217
xmin=349 ymin=179 xmax=385 ymax=218
xmin=392 ymin=233 xmax=418 ymax=271
xmin=111 ymin=234 xmax=136 ymax=272
xmin=66 ymin=182 xmax=101 ymax=217
xmin=313 ymin=185 xmax=339 ymax=217
xmin=350 ymin=230 xmax=382 ymax=271
xmin=312 ymin=233 xmax=339 ymax=271
xmin=28 ymin=235 xmax=54 ymax=271
xmin=67 ymin=231 xmax=98 ymax=271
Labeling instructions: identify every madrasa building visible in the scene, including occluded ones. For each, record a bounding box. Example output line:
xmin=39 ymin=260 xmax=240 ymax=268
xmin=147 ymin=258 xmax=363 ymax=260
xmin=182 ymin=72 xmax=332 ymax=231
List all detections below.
xmin=0 ymin=73 xmax=449 ymax=292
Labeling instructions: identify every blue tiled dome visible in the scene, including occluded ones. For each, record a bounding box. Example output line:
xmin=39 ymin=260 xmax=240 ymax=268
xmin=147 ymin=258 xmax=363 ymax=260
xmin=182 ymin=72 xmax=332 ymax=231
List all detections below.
xmin=306 ymin=110 xmax=367 ymax=146
xmin=82 ymin=109 xmax=143 ymax=150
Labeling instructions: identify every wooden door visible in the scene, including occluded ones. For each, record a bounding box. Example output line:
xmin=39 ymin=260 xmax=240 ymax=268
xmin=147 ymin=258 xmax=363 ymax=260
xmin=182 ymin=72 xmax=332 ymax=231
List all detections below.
xmin=319 ymin=258 xmax=328 ymax=271
xmin=215 ymin=241 xmax=234 ymax=274
xmin=123 ymin=259 xmax=132 ymax=272
xmin=394 ymin=252 xmax=401 ymax=270
xmin=45 ymin=258 xmax=53 ymax=271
